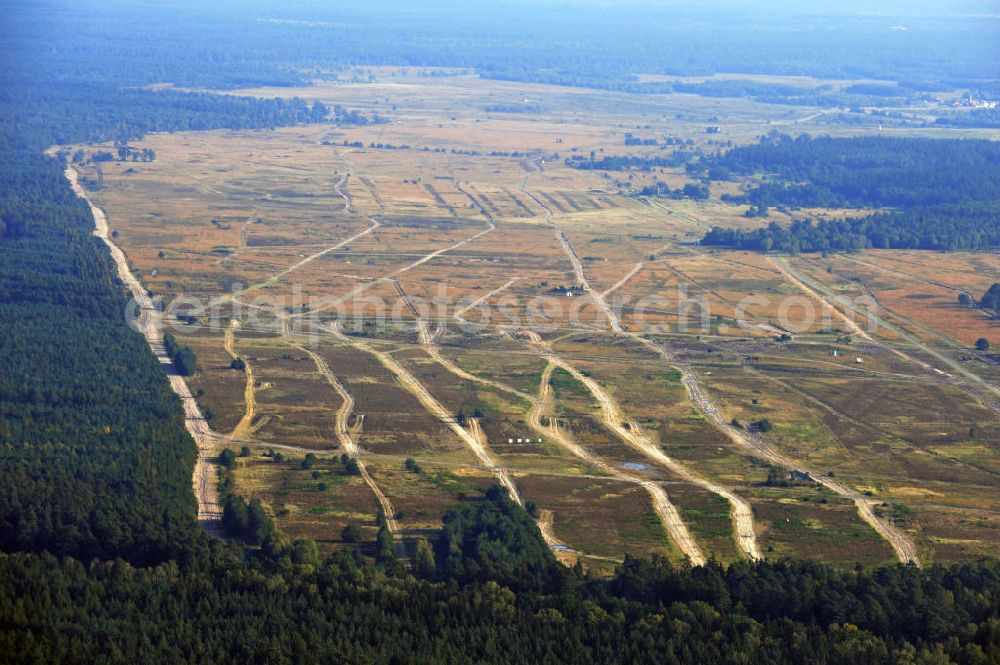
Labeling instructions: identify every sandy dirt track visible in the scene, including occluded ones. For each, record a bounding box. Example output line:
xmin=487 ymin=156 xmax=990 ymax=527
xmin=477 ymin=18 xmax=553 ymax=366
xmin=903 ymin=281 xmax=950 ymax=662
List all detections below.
xmin=522 ymin=170 xmax=760 ymax=560
xmin=224 ymin=321 xmax=259 ymax=440
xmin=290 ymin=334 xmax=400 ymax=534
xmin=323 ymin=322 xmax=523 ymax=504
xmin=67 ymin=166 xmax=223 ymax=532
xmin=529 ymin=363 xmax=707 ymax=565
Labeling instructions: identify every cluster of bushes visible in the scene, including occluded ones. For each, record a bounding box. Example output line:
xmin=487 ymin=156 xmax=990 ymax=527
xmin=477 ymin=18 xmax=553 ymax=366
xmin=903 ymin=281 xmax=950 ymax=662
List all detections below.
xmin=638 ymin=181 xmax=710 ymax=200
xmin=566 ymin=153 xmax=691 ymax=171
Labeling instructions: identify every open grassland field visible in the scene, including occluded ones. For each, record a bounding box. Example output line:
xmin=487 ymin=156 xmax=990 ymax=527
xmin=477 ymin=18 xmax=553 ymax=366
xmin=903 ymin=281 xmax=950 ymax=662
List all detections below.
xmin=75 ymin=72 xmax=999 ymax=571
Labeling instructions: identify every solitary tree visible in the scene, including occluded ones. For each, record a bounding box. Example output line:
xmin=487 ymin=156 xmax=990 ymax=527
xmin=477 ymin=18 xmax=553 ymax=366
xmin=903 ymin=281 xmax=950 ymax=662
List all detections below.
xmin=223 ymin=494 xmax=250 ymax=536
xmin=341 ymin=522 xmax=361 ymax=543
xmin=376 ymin=525 xmax=397 ymax=566
xmin=219 ymin=448 xmax=237 ymax=469
xmin=766 ymin=466 xmax=790 ymax=487
xmin=975 ymin=338 xmax=990 ymax=352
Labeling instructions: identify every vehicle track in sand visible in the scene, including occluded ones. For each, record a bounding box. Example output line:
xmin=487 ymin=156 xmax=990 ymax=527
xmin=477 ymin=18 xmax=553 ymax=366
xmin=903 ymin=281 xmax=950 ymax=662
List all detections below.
xmin=224 ymin=320 xmax=259 ymax=440
xmin=529 ymin=362 xmax=707 ymax=565
xmin=747 ymin=367 xmax=1000 ymax=481
xmin=67 ymin=166 xmax=223 ymax=534
xmin=527 ymin=168 xmax=924 ymax=564
xmin=672 ymin=351 xmax=921 ymax=565
xmin=297 ymin=213 xmax=496 ymax=320
xmin=287 ymin=328 xmax=400 ymax=535
xmin=394 ymin=276 xmax=628 ymax=559
xmin=321 ymin=321 xmax=522 ymax=504
xmin=521 ymin=167 xmax=760 ymax=560
xmin=394 ymin=279 xmax=536 ymax=403
xmin=453 ymin=278 xmax=520 ymax=320
xmin=527 ymin=332 xmax=758 ymax=562
xmin=771 ymin=256 xmax=999 ymax=411
xmin=536 ymin=509 xmax=578 ymax=565
xmin=600 ymin=261 xmax=644 ymax=300
xmin=194 ymin=152 xmax=381 ymax=317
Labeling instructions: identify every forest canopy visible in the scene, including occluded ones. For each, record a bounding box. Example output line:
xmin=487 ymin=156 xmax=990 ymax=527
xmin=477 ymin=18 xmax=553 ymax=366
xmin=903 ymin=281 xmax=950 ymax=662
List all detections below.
xmin=700 ymin=135 xmax=1000 ymax=253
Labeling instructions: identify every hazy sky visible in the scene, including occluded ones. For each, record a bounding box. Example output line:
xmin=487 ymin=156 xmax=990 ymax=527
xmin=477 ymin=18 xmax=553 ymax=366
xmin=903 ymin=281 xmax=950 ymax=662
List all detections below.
xmin=114 ymin=0 xmax=1000 ymax=17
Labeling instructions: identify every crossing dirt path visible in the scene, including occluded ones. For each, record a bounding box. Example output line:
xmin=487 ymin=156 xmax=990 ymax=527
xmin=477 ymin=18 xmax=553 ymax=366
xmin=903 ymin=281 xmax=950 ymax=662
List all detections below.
xmin=772 ymin=256 xmax=999 ymax=409
xmin=525 ymin=331 xmax=756 ymax=562
xmin=520 ymin=165 xmax=923 ymax=564
xmin=322 ymin=322 xmax=523 ymax=504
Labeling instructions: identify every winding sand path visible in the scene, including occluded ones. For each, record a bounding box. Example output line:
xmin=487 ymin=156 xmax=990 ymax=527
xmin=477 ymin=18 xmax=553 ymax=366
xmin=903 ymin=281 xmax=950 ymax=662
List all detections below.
xmin=288 ymin=332 xmax=400 ymax=534
xmin=523 ymin=167 xmax=921 ymax=564
xmin=672 ymin=345 xmax=920 ymax=565
xmin=529 ymin=363 xmax=707 ymax=564
xmin=224 ymin=321 xmax=258 ymax=440
xmin=521 ymin=169 xmax=759 ymax=560
xmin=526 ymin=332 xmax=756 ymax=562
xmin=772 ymin=256 xmax=999 ymax=406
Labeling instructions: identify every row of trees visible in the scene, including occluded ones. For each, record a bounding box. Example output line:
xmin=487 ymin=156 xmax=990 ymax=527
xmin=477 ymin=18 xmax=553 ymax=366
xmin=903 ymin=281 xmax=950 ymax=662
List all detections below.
xmin=566 ymin=153 xmax=690 ymax=171
xmin=162 ymin=333 xmax=197 ymax=376
xmin=639 ymin=181 xmax=710 ymax=200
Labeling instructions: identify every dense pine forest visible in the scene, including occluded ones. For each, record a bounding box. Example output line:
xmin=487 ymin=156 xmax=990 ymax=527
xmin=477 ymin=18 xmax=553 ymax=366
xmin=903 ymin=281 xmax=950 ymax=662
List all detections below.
xmin=4 ymin=489 xmax=1000 ymax=664
xmin=1 ymin=2 xmax=998 ymax=663
xmin=700 ymin=135 xmax=1000 ymax=252
xmin=701 ymin=134 xmax=1000 ymax=209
